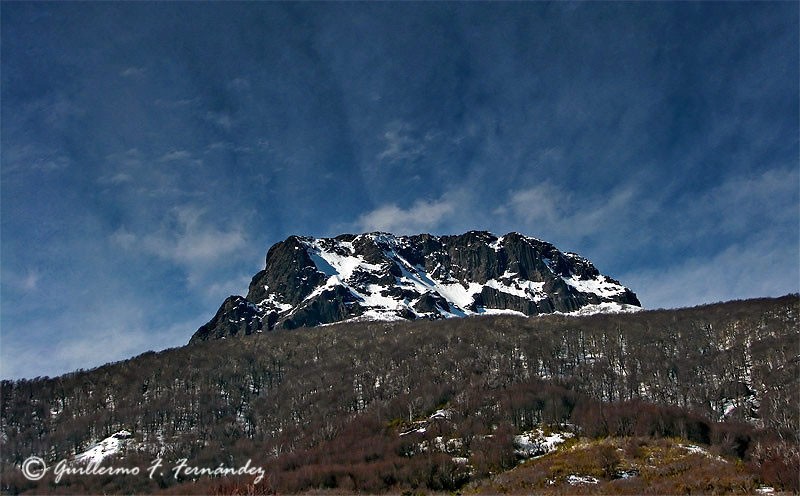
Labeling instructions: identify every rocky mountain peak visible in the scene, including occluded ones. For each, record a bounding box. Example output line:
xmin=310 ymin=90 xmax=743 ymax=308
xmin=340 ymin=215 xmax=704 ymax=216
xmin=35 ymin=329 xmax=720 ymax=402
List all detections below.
xmin=189 ymin=231 xmax=641 ymax=343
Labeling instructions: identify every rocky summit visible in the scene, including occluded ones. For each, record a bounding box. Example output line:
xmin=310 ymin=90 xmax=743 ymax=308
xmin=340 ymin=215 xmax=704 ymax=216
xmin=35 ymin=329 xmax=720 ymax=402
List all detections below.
xmin=190 ymin=231 xmax=641 ymax=343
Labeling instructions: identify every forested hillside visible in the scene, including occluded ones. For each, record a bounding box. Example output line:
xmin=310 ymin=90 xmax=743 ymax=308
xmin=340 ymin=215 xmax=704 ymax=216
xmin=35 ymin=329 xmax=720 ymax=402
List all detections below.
xmin=1 ymin=295 xmax=797 ymax=494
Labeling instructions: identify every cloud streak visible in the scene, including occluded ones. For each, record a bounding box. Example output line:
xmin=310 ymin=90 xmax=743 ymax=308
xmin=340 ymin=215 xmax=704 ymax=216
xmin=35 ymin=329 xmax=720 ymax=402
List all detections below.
xmin=112 ymin=205 xmax=248 ymax=267
xmin=354 ymin=197 xmax=457 ymax=235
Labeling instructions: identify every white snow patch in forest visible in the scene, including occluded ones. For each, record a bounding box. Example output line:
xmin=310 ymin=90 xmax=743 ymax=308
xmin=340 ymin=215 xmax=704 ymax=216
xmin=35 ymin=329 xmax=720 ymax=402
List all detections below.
xmin=429 ymin=409 xmax=453 ymax=420
xmin=74 ymin=430 xmax=132 ymax=464
xmin=681 ymin=443 xmax=727 ymax=462
xmin=399 ymin=426 xmax=427 ymax=436
xmin=722 ymin=399 xmax=737 ymax=416
xmin=566 ymin=474 xmax=599 ymax=485
xmin=514 ymin=428 xmax=574 ymax=458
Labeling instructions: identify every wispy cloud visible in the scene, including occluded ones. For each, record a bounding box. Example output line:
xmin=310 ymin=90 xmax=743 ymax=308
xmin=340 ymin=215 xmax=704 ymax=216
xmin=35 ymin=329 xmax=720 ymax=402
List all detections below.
xmin=119 ymin=66 xmax=146 ymax=78
xmin=1 ymin=144 xmax=71 ymax=176
xmin=493 ymin=168 xmax=799 ymax=307
xmin=154 ymin=97 xmax=200 ymax=108
xmin=354 ymin=196 xmax=457 ymax=234
xmin=1 ymin=268 xmax=41 ymax=293
xmin=675 ymin=167 xmax=799 ymax=239
xmin=206 ymin=111 xmax=233 ymax=130
xmin=158 ymin=150 xmax=193 ymax=163
xmin=97 ymin=172 xmax=133 ymax=185
xmin=495 ymin=182 xmax=642 ymax=250
xmin=228 ymin=77 xmax=250 ymax=91
xmin=202 ymin=273 xmax=253 ymax=301
xmin=113 ymin=205 xmax=247 ymax=265
xmin=377 ymin=121 xmax=427 ymax=163
xmin=99 ymin=147 xmax=206 ymax=198
xmin=621 ymin=234 xmax=799 ymax=309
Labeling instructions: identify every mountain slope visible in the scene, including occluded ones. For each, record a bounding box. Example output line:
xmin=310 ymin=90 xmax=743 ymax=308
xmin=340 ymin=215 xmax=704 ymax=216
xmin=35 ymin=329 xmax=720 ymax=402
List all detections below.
xmin=191 ymin=231 xmax=640 ymax=343
xmin=2 ymin=296 xmax=797 ymax=494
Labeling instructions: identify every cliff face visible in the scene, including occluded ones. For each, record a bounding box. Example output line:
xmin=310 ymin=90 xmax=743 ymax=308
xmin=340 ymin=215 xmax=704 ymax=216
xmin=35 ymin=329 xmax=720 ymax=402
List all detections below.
xmin=190 ymin=231 xmax=641 ymax=343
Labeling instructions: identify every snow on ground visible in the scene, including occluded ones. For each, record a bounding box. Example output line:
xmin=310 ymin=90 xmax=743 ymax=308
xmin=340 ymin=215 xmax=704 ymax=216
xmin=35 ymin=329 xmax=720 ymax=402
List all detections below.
xmin=475 ymin=308 xmax=528 ymax=317
xmin=563 ymin=274 xmax=627 ymax=297
xmin=514 ymin=428 xmax=574 ymax=458
xmin=680 ymin=443 xmax=727 ymax=462
xmin=74 ymin=430 xmax=132 ymax=465
xmin=429 ymin=436 xmax=464 ymax=453
xmin=429 ymin=409 xmax=452 ymax=420
xmin=566 ymin=474 xmax=599 ymax=485
xmin=567 ymin=302 xmax=643 ymax=316
xmin=432 ymin=281 xmax=481 ymax=311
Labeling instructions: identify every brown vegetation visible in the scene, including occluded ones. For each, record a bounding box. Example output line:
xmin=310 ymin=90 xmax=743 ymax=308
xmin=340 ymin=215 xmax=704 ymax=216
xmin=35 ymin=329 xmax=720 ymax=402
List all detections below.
xmin=1 ymin=295 xmax=797 ymax=494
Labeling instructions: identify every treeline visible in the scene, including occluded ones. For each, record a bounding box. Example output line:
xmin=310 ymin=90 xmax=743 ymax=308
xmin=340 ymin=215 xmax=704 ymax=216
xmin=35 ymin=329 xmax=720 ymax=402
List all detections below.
xmin=1 ymin=295 xmax=797 ymax=493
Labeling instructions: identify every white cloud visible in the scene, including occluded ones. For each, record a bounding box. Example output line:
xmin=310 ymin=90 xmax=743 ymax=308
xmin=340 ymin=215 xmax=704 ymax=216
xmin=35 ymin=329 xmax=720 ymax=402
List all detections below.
xmin=502 ymin=183 xmax=564 ymax=226
xmin=3 ymin=205 xmax=252 ymax=380
xmin=110 ymin=204 xmax=249 ymax=297
xmin=154 ymin=97 xmax=199 ymax=108
xmin=128 ymin=205 xmax=247 ymax=264
xmin=497 ymin=170 xmax=799 ymax=309
xmin=102 ymin=147 xmax=202 ymax=196
xmin=355 ymin=197 xmax=457 ymax=234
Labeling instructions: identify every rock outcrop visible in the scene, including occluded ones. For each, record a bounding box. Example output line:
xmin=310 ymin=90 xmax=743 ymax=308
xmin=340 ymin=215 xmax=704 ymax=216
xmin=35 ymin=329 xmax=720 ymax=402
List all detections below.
xmin=189 ymin=231 xmax=641 ymax=343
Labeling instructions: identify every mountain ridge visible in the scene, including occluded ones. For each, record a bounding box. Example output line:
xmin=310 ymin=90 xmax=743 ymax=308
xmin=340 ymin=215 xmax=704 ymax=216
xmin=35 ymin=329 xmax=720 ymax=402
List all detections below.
xmin=191 ymin=230 xmax=640 ymax=343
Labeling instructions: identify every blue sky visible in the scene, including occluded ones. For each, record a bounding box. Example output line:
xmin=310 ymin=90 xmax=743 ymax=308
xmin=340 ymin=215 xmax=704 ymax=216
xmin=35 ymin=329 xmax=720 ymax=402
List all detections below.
xmin=2 ymin=2 xmax=798 ymax=379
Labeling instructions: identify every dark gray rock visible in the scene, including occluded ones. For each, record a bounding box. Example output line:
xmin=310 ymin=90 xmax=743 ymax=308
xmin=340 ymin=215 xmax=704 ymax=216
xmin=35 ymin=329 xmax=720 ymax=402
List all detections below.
xmin=413 ymin=291 xmax=452 ymax=314
xmin=190 ymin=295 xmax=262 ymax=343
xmin=473 ymin=286 xmax=541 ymax=315
xmin=247 ymin=236 xmax=326 ymax=306
xmin=282 ymin=285 xmax=362 ymax=329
